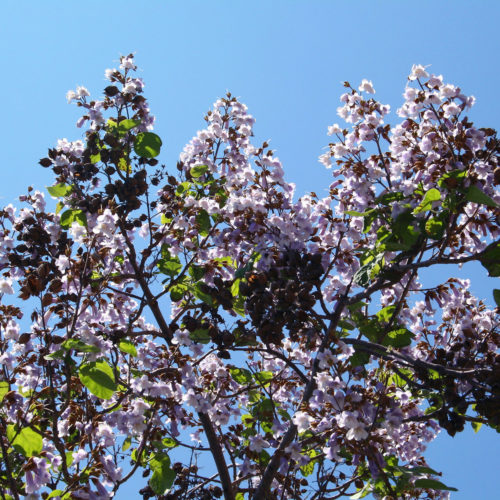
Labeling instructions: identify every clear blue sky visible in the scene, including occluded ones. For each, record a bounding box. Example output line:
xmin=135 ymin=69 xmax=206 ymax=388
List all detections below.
xmin=1 ymin=1 xmax=499 ymax=498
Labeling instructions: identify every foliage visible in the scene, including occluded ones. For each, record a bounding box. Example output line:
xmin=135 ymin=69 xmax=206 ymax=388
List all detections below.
xmin=0 ymin=56 xmax=499 ymax=499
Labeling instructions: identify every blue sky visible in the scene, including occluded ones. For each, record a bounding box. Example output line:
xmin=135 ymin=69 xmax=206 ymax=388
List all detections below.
xmin=1 ymin=1 xmax=499 ymax=498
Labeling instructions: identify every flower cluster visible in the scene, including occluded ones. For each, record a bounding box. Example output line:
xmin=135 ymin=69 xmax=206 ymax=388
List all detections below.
xmin=0 ymin=56 xmax=497 ymax=500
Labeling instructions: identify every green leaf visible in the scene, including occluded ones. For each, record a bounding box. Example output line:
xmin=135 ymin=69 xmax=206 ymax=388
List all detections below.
xmin=231 ymin=278 xmax=241 ymax=297
xmin=235 ymin=494 xmax=245 ymax=500
xmin=158 ymin=259 xmax=182 ymax=277
xmin=362 ymin=210 xmax=378 ymax=233
xmin=397 ymin=464 xmax=439 ymax=475
xmin=254 ymin=371 xmax=273 ymax=385
xmin=471 ymin=421 xmax=482 ymax=433
xmin=193 ymin=282 xmax=214 ymax=306
xmin=242 ymin=414 xmax=255 ymax=428
xmin=278 ymin=408 xmax=291 ymax=421
xmin=465 ymin=185 xmax=498 ymax=207
xmin=231 ymin=295 xmax=245 ymax=316
xmin=493 ymin=289 xmax=500 ymax=307
xmin=47 ymin=490 xmax=64 ymax=499
xmin=350 ymin=350 xmax=370 ymax=367
xmin=175 ymin=181 xmax=191 ymax=196
xmin=375 ymin=305 xmax=396 ymax=323
xmin=117 ymin=157 xmax=131 ymax=173
xmin=118 ymin=339 xmax=137 ymax=357
xmin=382 ymin=328 xmax=414 ymax=348
xmin=6 ymin=425 xmax=43 ymax=457
xmin=122 ymin=436 xmax=132 ymax=451
xmin=189 ymin=328 xmax=211 ymax=344
xmin=235 ymin=253 xmax=260 ymax=279
xmin=47 ymin=183 xmax=73 ymax=198
xmin=188 ymin=264 xmax=205 ymax=282
xmin=259 ymin=449 xmax=271 ymax=466
xmin=44 ymin=349 xmax=66 ymax=360
xmin=131 ymin=447 xmax=143 ymax=465
xmin=338 ymin=319 xmax=355 ymax=331
xmin=437 ymin=169 xmax=467 ymax=189
xmin=61 ymin=338 xmax=100 ymax=353
xmin=376 ymin=192 xmax=405 ymax=205
xmin=90 ymin=152 xmax=101 ymax=164
xmin=479 ymin=241 xmax=500 ymax=277
xmin=0 ymin=380 xmax=9 ymax=402
xmin=107 ymin=118 xmax=117 ymax=129
xmin=190 ymin=164 xmax=209 ymax=178
xmin=118 ymin=118 xmax=141 ymax=133
xmin=261 ymin=420 xmax=273 ymax=434
xmin=60 ymin=209 xmax=87 ymax=229
xmin=162 ymin=438 xmax=178 ymax=448
xmin=344 ymin=208 xmax=376 ymax=217
xmin=425 ymin=218 xmax=445 ymax=240
xmin=413 ymin=188 xmax=441 ymax=214
xmin=134 ymin=132 xmax=162 ymax=158
xmin=353 ymin=254 xmax=384 ymax=287
xmin=170 ymin=285 xmax=186 ymax=302
xmin=196 ymin=209 xmax=211 ymax=237
xmin=300 ymin=450 xmax=319 ymax=477
xmin=78 ymin=360 xmax=117 ymax=400
xmin=251 ymin=398 xmax=274 ymax=420
xmin=358 ymin=318 xmax=380 ymax=342
xmin=414 ymin=478 xmax=457 ymax=491
xmin=353 ymin=263 xmax=372 ymax=288
xmin=392 ymin=210 xmax=420 ymax=249
xmin=158 ymin=248 xmax=182 ymax=277
xmin=149 ymin=452 xmax=176 ymax=495
xmin=350 ymin=482 xmax=372 ymax=499
xmin=230 ymin=367 xmax=253 ymax=385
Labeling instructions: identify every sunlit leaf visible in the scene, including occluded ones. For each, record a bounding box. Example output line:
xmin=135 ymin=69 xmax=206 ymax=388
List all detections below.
xmin=118 ymin=118 xmax=141 ymax=133
xmin=465 ymin=185 xmax=498 ymax=207
xmin=350 ymin=482 xmax=372 ymax=499
xmin=61 ymin=338 xmax=100 ymax=353
xmin=189 ymin=328 xmax=211 ymax=344
xmin=493 ymin=289 xmax=500 ymax=307
xmin=196 ymin=209 xmax=211 ymax=237
xmin=47 ymin=183 xmax=73 ymax=198
xmin=190 ymin=164 xmax=209 ymax=178
xmin=230 ymin=367 xmax=253 ymax=385
xmin=254 ymin=371 xmax=273 ymax=385
xmin=413 ymin=188 xmax=441 ymax=214
xmin=382 ymin=328 xmax=414 ymax=348
xmin=471 ymin=421 xmax=482 ymax=433
xmin=6 ymin=425 xmax=43 ymax=457
xmin=437 ymin=169 xmax=467 ymax=189
xmin=120 ymin=436 xmax=132 ymax=452
xmin=149 ymin=452 xmax=176 ymax=495
xmin=175 ymin=181 xmax=191 ymax=196
xmin=479 ymin=241 xmax=500 ymax=277
xmin=60 ymin=209 xmax=87 ymax=228
xmin=0 ymin=381 xmax=9 ymax=402
xmin=118 ymin=339 xmax=137 ymax=357
xmin=414 ymin=478 xmax=457 ymax=491
xmin=79 ymin=360 xmax=117 ymax=400
xmin=134 ymin=132 xmax=162 ymax=158
xmin=425 ymin=218 xmax=445 ymax=240
xmin=47 ymin=490 xmax=64 ymax=499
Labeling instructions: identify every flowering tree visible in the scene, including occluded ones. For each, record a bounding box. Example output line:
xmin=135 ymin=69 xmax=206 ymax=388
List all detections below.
xmin=0 ymin=55 xmax=499 ymax=500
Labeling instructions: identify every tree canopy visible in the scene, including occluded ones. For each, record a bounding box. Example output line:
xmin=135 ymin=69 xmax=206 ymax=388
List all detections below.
xmin=0 ymin=55 xmax=499 ymax=500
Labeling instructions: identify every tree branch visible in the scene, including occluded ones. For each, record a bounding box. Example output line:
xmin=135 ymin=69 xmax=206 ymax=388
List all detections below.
xmin=198 ymin=412 xmax=235 ymax=500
